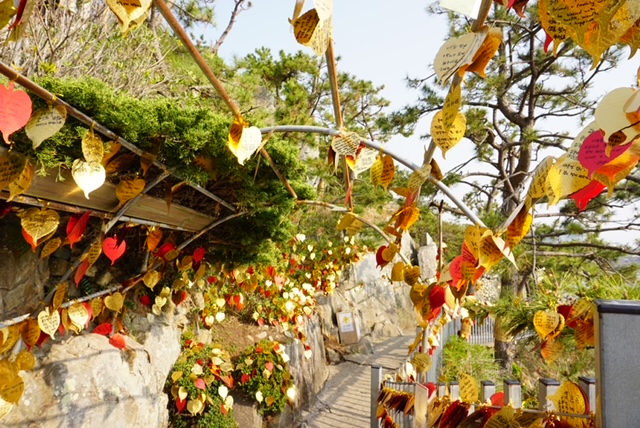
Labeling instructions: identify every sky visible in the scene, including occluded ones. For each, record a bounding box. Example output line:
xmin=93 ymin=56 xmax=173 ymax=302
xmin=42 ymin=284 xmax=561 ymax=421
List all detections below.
xmin=205 ymin=1 xmax=640 ymax=245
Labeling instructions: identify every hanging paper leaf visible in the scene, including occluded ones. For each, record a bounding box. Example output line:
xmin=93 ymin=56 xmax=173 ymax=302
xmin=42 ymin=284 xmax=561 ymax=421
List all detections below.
xmin=143 ymin=270 xmax=161 ymax=290
xmin=434 ymin=29 xmax=488 ymax=84
xmin=0 ymin=83 xmax=32 ymax=144
xmin=116 ymin=177 xmax=145 ymax=205
xmin=594 ymin=88 xmax=639 ymax=148
xmin=7 ymin=159 xmax=33 ymax=201
xmin=331 ymin=131 xmax=361 ymax=157
xmin=81 ymin=130 xmax=104 ymax=164
xmin=407 ymin=164 xmax=431 ymax=194
xmin=538 ymin=0 xmax=576 ymax=55
xmin=74 ymin=259 xmax=90 ymax=287
xmin=578 ymin=129 xmax=631 ymax=177
xmin=391 ymin=262 xmax=405 ymax=282
xmin=93 ymin=322 xmax=113 ymax=336
xmin=90 ymin=297 xmax=103 ymax=319
xmin=0 ymin=151 xmax=26 ymax=191
xmin=21 ymin=208 xmax=60 ymax=245
xmin=459 ymin=372 xmax=479 ymax=403
xmin=575 ymin=319 xmax=595 ymax=350
xmin=0 ymin=0 xmax=16 ymax=30
xmin=25 ymin=105 xmax=66 ymax=149
xmin=580 ymin=1 xmax=640 ymax=63
xmin=52 ymin=282 xmax=67 ymax=311
xmin=459 ymin=27 xmax=503 ymax=78
xmin=37 ymin=307 xmax=60 ymax=339
xmin=102 ymin=141 xmax=122 ymax=166
xmin=20 ymin=319 xmax=41 ymax=347
xmin=524 ymin=156 xmax=555 ymax=209
xmin=106 ymin=153 xmax=137 ymax=175
xmin=442 ymin=83 xmax=463 ymax=130
xmin=66 ymin=210 xmax=91 ymax=248
xmin=349 ymin=147 xmax=378 ymax=177
xmin=548 ymin=382 xmax=587 ymax=419
xmin=227 ymin=119 xmax=262 ymax=165
xmin=72 ymin=159 xmax=106 ymax=199
xmin=403 ymin=265 xmax=421 ymax=286
xmin=109 ymin=333 xmax=127 ymax=350
xmin=104 ymin=292 xmax=125 ymax=312
xmin=67 ymin=303 xmax=89 ymax=330
xmin=506 ymin=206 xmax=532 ymax=249
xmin=592 ymin=150 xmax=640 ymax=195
xmin=146 ymin=226 xmax=163 ymax=253
xmin=431 ymin=110 xmax=466 ymax=158
xmin=87 ymin=239 xmax=102 ymax=267
xmin=484 ymin=405 xmax=516 ymax=428
xmin=106 ymin=0 xmax=151 ymax=34
xmin=371 ymin=152 xmax=395 ymax=190
xmin=291 ymin=8 xmax=333 ymax=56
xmin=545 ymin=155 xmax=591 ymax=206
xmin=533 ymin=310 xmax=562 ymax=340
xmin=103 ymin=236 xmax=126 ymax=265
xmin=0 ymin=373 xmax=24 ymax=404
xmin=621 ymin=17 xmax=640 ymax=57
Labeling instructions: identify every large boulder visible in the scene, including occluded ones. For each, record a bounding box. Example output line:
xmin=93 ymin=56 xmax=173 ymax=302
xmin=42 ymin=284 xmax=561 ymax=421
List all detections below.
xmin=1 ymin=317 xmax=181 ymax=428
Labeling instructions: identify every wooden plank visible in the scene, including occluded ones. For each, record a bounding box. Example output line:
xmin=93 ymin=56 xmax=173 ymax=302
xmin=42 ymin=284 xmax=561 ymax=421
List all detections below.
xmin=24 ymin=169 xmax=215 ymax=232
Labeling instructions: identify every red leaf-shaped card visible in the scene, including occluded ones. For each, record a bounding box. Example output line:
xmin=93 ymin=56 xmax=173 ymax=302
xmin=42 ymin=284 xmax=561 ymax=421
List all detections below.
xmin=103 ymin=236 xmax=126 ymax=265
xmin=67 ymin=211 xmax=91 ymax=248
xmin=578 ymin=130 xmax=631 ymax=177
xmin=74 ymin=259 xmax=90 ymax=287
xmin=0 ymin=83 xmax=32 ymax=144
xmin=569 ymin=180 xmax=605 ymax=211
xmin=93 ymin=322 xmax=113 ymax=336
xmin=109 ymin=333 xmax=127 ymax=349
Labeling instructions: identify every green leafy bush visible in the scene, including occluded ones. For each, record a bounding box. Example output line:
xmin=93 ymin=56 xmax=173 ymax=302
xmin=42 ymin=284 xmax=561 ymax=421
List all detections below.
xmin=234 ymin=340 xmax=295 ymax=415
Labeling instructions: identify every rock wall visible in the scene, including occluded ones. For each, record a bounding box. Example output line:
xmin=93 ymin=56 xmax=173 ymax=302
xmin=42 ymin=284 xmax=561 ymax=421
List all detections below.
xmin=316 ymin=234 xmax=436 ymax=355
xmin=1 ymin=315 xmax=181 ymax=428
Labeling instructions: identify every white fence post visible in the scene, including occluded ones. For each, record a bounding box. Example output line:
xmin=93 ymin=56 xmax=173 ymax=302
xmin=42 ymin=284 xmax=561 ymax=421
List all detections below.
xmin=538 ymin=378 xmax=560 ymax=411
xmin=595 ymin=299 xmax=640 ymax=427
xmin=371 ymin=365 xmax=382 ymax=428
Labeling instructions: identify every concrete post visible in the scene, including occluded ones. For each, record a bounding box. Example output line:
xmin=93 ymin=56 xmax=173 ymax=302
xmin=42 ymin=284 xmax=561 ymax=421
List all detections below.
xmin=371 ymin=365 xmax=382 ymax=428
xmin=595 ymin=300 xmax=640 ymax=427
xmin=538 ymin=378 xmax=560 ymax=411
xmin=504 ymin=380 xmax=521 ymax=409
xmin=481 ymin=380 xmax=495 ymax=403
xmin=578 ymin=376 xmax=596 ymax=413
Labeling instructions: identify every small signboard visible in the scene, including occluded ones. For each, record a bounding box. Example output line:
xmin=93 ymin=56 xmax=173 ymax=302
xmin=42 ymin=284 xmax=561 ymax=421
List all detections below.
xmin=337 ymin=311 xmax=360 ymax=345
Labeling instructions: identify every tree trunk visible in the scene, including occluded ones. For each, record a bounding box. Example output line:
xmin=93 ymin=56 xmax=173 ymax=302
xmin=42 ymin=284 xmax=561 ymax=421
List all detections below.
xmin=494 ymin=272 xmax=518 ymax=370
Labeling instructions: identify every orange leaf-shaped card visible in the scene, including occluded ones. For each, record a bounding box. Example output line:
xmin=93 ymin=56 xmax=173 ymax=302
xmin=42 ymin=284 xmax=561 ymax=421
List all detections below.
xmin=371 ymin=152 xmax=395 ymax=190
xmin=539 ymin=0 xmax=576 ymax=55
xmin=431 ymin=110 xmax=466 ymax=158
xmin=541 ymin=338 xmax=564 ymax=363
xmin=506 ymin=206 xmax=532 ymax=249
xmin=459 ymin=27 xmax=503 ymax=78
xmin=292 ymin=7 xmax=332 ymax=56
